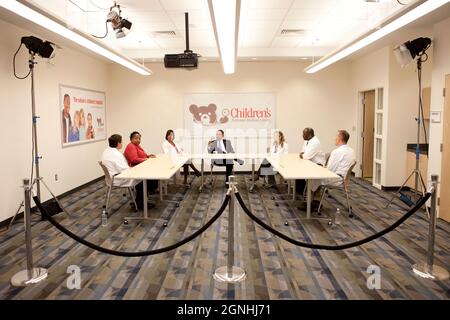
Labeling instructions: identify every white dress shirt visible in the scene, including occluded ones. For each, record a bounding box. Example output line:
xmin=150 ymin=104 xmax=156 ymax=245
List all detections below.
xmin=101 ymin=147 xmax=137 ymax=187
xmin=311 ymin=144 xmax=356 ymax=191
xmin=301 ymin=136 xmax=325 ymax=165
xmin=217 ymin=139 xmax=227 ymax=153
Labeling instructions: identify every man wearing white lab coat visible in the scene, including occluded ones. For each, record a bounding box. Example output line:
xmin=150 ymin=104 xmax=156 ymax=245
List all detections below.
xmin=300 ymin=127 xmax=325 ymax=165
xmin=311 ymin=130 xmax=356 ymax=192
xmin=101 ymin=134 xmax=153 ymax=210
xmin=296 ymin=127 xmax=325 ymax=195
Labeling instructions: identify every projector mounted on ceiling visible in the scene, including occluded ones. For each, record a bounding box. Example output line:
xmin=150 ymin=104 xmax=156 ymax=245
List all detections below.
xmin=164 ymin=12 xmax=200 ymax=70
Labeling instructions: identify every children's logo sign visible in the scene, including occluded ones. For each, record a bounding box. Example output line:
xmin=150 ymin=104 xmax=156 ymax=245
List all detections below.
xmin=59 ymin=85 xmax=106 ymax=147
xmin=184 ymin=93 xmax=276 ymax=134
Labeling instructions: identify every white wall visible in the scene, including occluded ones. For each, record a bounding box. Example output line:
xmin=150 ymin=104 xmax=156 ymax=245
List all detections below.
xmin=107 ymin=61 xmax=355 ymax=162
xmin=0 ymin=19 xmax=109 ymax=222
xmin=428 ymin=16 xmax=450 ymax=205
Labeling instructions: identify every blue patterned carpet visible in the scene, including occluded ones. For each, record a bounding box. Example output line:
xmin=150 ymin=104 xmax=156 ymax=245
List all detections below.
xmin=0 ymin=175 xmax=448 ymax=300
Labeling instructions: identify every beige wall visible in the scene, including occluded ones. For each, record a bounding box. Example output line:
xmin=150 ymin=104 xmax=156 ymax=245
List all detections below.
xmin=349 ymin=38 xmax=433 ymax=188
xmin=0 ymin=19 xmax=109 ymax=222
xmin=428 ymin=16 xmax=450 ymax=208
xmin=107 ymin=60 xmax=355 ymax=162
xmin=386 ymin=45 xmax=433 ymax=187
xmin=350 ymin=47 xmax=390 ymax=184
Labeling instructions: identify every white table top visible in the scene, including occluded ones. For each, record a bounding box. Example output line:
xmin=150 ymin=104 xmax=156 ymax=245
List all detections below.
xmin=190 ymin=153 xmax=269 ymax=160
xmin=267 ymin=154 xmax=339 ymax=180
xmin=116 ymin=154 xmax=189 ymax=180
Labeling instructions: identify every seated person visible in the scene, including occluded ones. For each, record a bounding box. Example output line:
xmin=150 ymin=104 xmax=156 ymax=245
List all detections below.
xmin=255 ymin=130 xmax=288 ymax=184
xmin=296 ymin=127 xmax=325 ymax=195
xmin=311 ymin=130 xmax=356 ymax=193
xmin=207 ymin=129 xmax=243 ymax=184
xmin=124 ymin=131 xmax=158 ymax=193
xmin=101 ymin=134 xmax=154 ymax=210
xmin=162 ymin=129 xmax=201 ymax=184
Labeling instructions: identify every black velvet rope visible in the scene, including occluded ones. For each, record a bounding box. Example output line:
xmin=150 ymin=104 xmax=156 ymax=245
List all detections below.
xmin=33 ymin=195 xmax=230 ymax=257
xmin=235 ymin=192 xmax=431 ymax=250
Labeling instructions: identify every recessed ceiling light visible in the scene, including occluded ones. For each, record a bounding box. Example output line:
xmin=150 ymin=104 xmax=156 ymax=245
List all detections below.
xmin=300 ymin=57 xmax=309 ymax=60
xmin=251 ymin=57 xmax=257 ymax=60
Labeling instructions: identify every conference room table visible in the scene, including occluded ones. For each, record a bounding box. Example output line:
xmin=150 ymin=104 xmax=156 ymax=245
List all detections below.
xmin=267 ymin=154 xmax=340 ymax=218
xmin=115 ymin=153 xmax=339 ymax=220
xmin=190 ymin=153 xmax=268 ymax=193
xmin=115 ymin=154 xmax=189 ymax=219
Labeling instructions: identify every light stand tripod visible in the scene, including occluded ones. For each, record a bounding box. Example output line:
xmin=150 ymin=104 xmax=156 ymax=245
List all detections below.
xmin=386 ymin=56 xmax=429 ymax=213
xmin=8 ymin=53 xmax=42 ymax=229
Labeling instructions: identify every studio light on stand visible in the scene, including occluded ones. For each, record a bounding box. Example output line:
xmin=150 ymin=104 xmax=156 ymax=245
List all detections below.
xmin=107 ymin=2 xmax=132 ymax=39
xmin=386 ymin=37 xmax=431 ymax=209
xmin=389 ymin=37 xmax=448 ymax=281
xmin=9 ymin=35 xmax=56 ymax=286
xmin=18 ymin=36 xmax=55 ymax=200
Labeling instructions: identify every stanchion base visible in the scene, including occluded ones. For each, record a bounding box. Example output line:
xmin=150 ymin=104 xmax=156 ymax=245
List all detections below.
xmin=11 ymin=268 xmax=48 ymax=287
xmin=213 ymin=266 xmax=246 ymax=283
xmin=412 ymin=263 xmax=449 ymax=281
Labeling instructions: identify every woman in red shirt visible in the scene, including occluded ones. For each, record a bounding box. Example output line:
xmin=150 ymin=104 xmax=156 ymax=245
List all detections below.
xmin=124 ymin=131 xmax=155 ymax=166
xmin=124 ymin=131 xmax=158 ymax=192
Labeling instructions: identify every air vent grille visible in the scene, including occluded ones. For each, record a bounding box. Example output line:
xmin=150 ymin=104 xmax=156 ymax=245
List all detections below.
xmin=280 ymin=29 xmax=305 ymax=36
xmin=151 ymin=30 xmax=177 ymax=37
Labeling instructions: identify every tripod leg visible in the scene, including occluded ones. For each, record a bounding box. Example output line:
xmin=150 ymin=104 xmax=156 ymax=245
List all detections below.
xmin=385 ymin=170 xmax=415 ymax=209
xmin=8 ymin=201 xmax=24 ymax=230
xmin=39 ymin=177 xmax=74 ymax=217
xmin=417 ymin=171 xmax=430 ymax=219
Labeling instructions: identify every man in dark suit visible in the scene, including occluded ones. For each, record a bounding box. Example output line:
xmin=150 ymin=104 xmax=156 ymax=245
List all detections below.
xmin=207 ymin=129 xmax=243 ymax=184
xmin=62 ymin=94 xmax=72 ymax=144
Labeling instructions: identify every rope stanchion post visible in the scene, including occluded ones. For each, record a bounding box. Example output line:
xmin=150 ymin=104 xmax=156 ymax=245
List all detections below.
xmin=213 ymin=176 xmax=247 ymax=283
xmin=412 ymin=175 xmax=449 ymax=281
xmin=11 ymin=179 xmax=48 ymax=287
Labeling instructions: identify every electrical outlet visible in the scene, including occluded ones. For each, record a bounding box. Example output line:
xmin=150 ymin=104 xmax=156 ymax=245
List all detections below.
xmin=55 ymin=174 xmax=58 ymax=181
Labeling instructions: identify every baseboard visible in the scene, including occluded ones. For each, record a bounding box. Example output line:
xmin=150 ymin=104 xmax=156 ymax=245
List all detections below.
xmin=0 ymin=176 xmax=104 ymax=228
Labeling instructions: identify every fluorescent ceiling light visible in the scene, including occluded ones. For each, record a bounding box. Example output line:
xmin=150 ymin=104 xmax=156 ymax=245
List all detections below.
xmin=0 ymin=0 xmax=151 ymax=75
xmin=305 ymin=0 xmax=449 ymax=74
xmin=208 ymin=0 xmax=240 ymax=74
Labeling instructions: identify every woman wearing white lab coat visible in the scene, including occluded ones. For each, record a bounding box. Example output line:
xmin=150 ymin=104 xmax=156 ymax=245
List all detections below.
xmin=256 ymin=130 xmax=288 ymax=184
xmin=162 ymin=129 xmax=200 ymax=184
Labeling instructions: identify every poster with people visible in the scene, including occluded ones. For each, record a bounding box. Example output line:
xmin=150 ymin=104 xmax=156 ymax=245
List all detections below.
xmin=59 ymin=85 xmax=106 ymax=147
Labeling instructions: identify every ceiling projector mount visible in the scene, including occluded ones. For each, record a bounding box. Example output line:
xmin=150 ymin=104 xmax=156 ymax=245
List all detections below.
xmin=164 ymin=12 xmax=200 ymax=70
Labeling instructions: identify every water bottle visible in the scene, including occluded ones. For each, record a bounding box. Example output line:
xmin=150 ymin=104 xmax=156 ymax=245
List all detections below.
xmin=335 ymin=208 xmax=340 ymax=225
xmin=101 ymin=209 xmax=108 ymax=227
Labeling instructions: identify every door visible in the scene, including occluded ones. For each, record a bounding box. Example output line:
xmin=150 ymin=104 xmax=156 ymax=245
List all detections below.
xmin=440 ymin=74 xmax=450 ymax=222
xmin=362 ymin=90 xmax=375 ymax=178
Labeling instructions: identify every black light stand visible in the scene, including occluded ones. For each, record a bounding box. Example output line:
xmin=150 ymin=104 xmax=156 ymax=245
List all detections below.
xmin=386 ymin=55 xmax=429 ymax=212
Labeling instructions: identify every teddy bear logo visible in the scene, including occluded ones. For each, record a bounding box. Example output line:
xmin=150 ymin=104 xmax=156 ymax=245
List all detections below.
xmin=189 ymin=103 xmax=229 ymax=126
